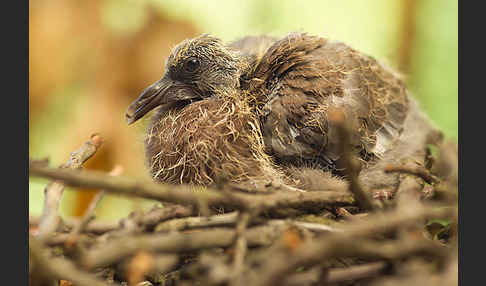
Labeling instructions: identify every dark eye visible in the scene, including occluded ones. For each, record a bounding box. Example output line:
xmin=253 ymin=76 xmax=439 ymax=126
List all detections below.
xmin=184 ymin=58 xmax=200 ymax=73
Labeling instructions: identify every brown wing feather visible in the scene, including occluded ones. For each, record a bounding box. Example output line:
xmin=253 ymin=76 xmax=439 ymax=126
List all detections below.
xmin=247 ymin=33 xmax=409 ymax=169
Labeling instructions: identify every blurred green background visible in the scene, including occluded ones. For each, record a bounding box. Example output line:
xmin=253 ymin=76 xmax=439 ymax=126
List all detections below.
xmin=29 ymin=0 xmax=458 ymax=221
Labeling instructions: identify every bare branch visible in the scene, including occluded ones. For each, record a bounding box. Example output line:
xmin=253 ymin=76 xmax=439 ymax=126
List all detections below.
xmin=230 ymin=212 xmax=251 ymax=285
xmin=385 ymin=163 xmax=440 ymax=184
xmin=36 ymin=134 xmax=103 ymax=241
xmin=81 ymin=223 xmax=287 ymax=269
xmin=29 ymin=163 xmax=354 ymax=212
xmin=325 ymin=261 xmax=387 ymax=284
xmin=328 ymin=108 xmax=377 ymax=212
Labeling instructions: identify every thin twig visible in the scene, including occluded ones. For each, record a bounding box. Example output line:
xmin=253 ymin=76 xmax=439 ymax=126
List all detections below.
xmin=30 ymin=215 xmax=120 ymax=235
xmin=328 ymin=108 xmax=377 ymax=212
xmin=36 ymin=134 xmax=103 ymax=241
xmin=231 ymin=212 xmax=251 ymax=285
xmin=385 ymin=164 xmax=440 ymax=184
xmin=155 ymin=212 xmax=241 ymax=232
xmin=154 ymin=212 xmax=339 ymax=234
xmin=81 ymin=223 xmax=287 ymax=269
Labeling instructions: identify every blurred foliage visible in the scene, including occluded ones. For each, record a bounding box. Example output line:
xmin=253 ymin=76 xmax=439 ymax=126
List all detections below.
xmin=29 ymin=0 xmax=457 ymax=220
xmin=410 ymin=0 xmax=458 ymax=139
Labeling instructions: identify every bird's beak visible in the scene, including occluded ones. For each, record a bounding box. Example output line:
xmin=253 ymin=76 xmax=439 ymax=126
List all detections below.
xmin=125 ymin=76 xmax=175 ymax=125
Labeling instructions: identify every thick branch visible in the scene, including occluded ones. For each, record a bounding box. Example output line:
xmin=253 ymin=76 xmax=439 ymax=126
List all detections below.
xmin=29 ymin=163 xmax=354 ymax=212
xmin=325 ymin=261 xmax=387 ymax=284
xmin=81 ymin=222 xmax=287 ymax=269
xmin=155 ymin=212 xmax=339 ymax=233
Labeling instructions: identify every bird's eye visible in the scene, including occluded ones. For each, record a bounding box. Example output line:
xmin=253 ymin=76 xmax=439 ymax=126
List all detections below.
xmin=184 ymin=58 xmax=200 ymax=73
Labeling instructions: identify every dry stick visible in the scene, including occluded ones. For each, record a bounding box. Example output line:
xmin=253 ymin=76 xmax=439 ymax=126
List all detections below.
xmin=30 ymin=236 xmax=115 ymax=286
xmin=325 ymin=261 xmax=387 ymax=284
xmin=385 ymin=164 xmax=440 ymax=184
xmin=155 ymin=211 xmax=241 ymax=232
xmin=29 ymin=161 xmax=229 ymax=204
xmin=81 ymin=223 xmax=287 ymax=269
xmin=30 ymin=215 xmax=120 ymax=235
xmin=29 ymin=163 xmax=354 ymax=212
xmin=336 ymin=203 xmax=456 ymax=238
xmin=231 ymin=212 xmax=251 ymax=285
xmin=394 ymin=175 xmax=424 ymax=210
xmin=328 ymin=108 xmax=376 ymax=212
xmin=155 ymin=211 xmax=339 ymax=233
xmin=82 ymin=204 xmax=191 ymax=235
xmin=139 ymin=204 xmax=194 ymax=230
xmin=36 ymin=134 xmax=103 ymax=241
xmin=289 ymin=221 xmax=340 ymax=233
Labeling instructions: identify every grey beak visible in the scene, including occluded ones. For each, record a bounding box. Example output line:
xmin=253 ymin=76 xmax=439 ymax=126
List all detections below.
xmin=125 ymin=77 xmax=173 ymax=125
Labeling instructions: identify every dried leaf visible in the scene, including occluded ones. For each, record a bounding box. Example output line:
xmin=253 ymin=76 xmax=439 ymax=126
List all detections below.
xmin=127 ymin=251 xmax=154 ymax=286
xmin=59 ymin=280 xmax=73 ymax=286
xmin=282 ymin=228 xmax=302 ymax=252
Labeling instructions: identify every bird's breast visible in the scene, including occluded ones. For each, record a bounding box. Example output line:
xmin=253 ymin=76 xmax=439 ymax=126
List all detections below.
xmin=145 ymin=98 xmax=278 ymax=186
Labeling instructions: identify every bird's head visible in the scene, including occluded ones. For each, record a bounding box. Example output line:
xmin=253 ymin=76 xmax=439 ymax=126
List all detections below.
xmin=126 ymin=34 xmax=244 ymax=125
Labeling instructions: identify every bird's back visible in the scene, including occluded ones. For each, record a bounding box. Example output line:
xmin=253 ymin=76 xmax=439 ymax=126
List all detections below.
xmin=228 ymin=35 xmax=278 ymax=75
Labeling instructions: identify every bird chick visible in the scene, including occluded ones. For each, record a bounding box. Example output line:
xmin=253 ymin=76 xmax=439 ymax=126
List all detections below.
xmin=126 ymin=33 xmax=441 ymax=193
xmin=126 ymin=34 xmax=284 ymax=187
